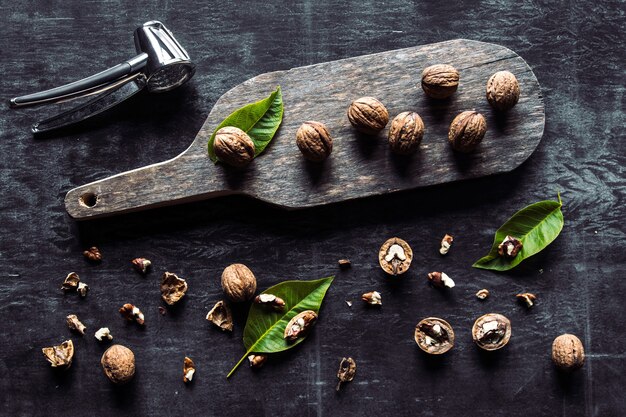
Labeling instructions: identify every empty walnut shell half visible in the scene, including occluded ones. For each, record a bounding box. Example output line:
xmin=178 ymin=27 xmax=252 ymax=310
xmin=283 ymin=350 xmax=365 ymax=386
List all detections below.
xmin=206 ymin=300 xmax=233 ymax=332
xmin=296 ymin=121 xmax=333 ymax=162
xmin=448 ymin=111 xmax=487 ymax=153
xmin=213 ymin=126 xmax=256 ymax=168
xmin=284 ymin=310 xmax=318 ymax=342
xmin=414 ymin=317 xmax=455 ymax=355
xmin=378 ymin=237 xmax=413 ymax=276
xmin=347 ymin=97 xmax=389 ymax=135
xmin=388 ymin=111 xmax=424 ymax=155
xmin=421 ymin=64 xmax=460 ymax=99
xmin=486 ymin=70 xmax=520 ymax=112
xmin=221 ymin=263 xmax=257 ymax=302
xmin=552 ymin=333 xmax=585 ymax=371
xmin=42 ymin=339 xmax=74 ymax=369
xmin=101 ymin=344 xmax=136 ymax=384
xmin=472 ymin=313 xmax=512 ymax=351
xmin=160 ymin=272 xmax=188 ymax=305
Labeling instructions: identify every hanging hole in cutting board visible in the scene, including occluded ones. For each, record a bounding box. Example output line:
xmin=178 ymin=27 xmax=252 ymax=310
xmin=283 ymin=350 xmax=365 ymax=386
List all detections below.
xmin=79 ymin=192 xmax=99 ymax=208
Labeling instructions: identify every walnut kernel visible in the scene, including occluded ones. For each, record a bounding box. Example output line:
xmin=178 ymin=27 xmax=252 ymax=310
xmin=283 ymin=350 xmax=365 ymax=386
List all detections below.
xmin=119 ymin=303 xmax=145 ymax=325
xmin=131 ymin=257 xmax=152 ymax=274
xmin=284 ymin=310 xmax=317 ymax=342
xmin=83 ymin=246 xmax=102 ymax=262
xmin=361 ymin=291 xmax=382 ymax=306
xmin=183 ymin=357 xmax=196 ymax=383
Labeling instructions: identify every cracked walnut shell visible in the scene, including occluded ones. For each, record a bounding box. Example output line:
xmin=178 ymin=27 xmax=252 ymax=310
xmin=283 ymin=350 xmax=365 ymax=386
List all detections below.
xmin=213 ymin=126 xmax=255 ymax=168
xmin=388 ymin=111 xmax=424 ymax=155
xmin=415 ymin=317 xmax=455 ymax=355
xmin=421 ymin=64 xmax=459 ymax=99
xmin=101 ymin=344 xmax=135 ymax=384
xmin=486 ymin=71 xmax=520 ymax=111
xmin=296 ymin=121 xmax=333 ymax=162
xmin=221 ymin=263 xmax=257 ymax=302
xmin=160 ymin=272 xmax=188 ymax=305
xmin=448 ymin=111 xmax=487 ymax=153
xmin=472 ymin=313 xmax=511 ymax=351
xmin=42 ymin=340 xmax=74 ymax=369
xmin=378 ymin=237 xmax=413 ymax=276
xmin=347 ymin=97 xmax=389 ymax=135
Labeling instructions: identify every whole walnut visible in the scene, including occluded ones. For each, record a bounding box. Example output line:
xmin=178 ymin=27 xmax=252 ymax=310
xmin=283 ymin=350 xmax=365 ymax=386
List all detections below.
xmin=421 ymin=64 xmax=460 ymax=99
xmin=448 ymin=111 xmax=487 ymax=153
xmin=347 ymin=97 xmax=389 ymax=135
xmin=101 ymin=344 xmax=135 ymax=384
xmin=552 ymin=334 xmax=585 ymax=371
xmin=221 ymin=263 xmax=257 ymax=302
xmin=296 ymin=121 xmax=333 ymax=162
xmin=388 ymin=111 xmax=424 ymax=155
xmin=213 ymin=126 xmax=255 ymax=168
xmin=486 ymin=71 xmax=520 ymax=111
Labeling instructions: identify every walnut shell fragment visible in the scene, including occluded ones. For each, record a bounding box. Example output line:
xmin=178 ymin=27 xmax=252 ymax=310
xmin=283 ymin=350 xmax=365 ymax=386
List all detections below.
xmin=66 ymin=314 xmax=86 ymax=335
xmin=221 ymin=263 xmax=257 ymax=302
xmin=336 ymin=357 xmax=357 ymax=391
xmin=414 ymin=317 xmax=455 ymax=355
xmin=448 ymin=111 xmax=487 ymax=153
xmin=388 ymin=111 xmax=424 ymax=155
xmin=296 ymin=121 xmax=333 ymax=162
xmin=486 ymin=71 xmax=520 ymax=111
xmin=101 ymin=344 xmax=135 ymax=384
xmin=284 ymin=310 xmax=318 ymax=342
xmin=160 ymin=272 xmax=188 ymax=305
xmin=552 ymin=334 xmax=585 ymax=371
xmin=347 ymin=97 xmax=389 ymax=135
xmin=421 ymin=64 xmax=460 ymax=99
xmin=42 ymin=340 xmax=74 ymax=369
xmin=206 ymin=300 xmax=233 ymax=332
xmin=213 ymin=126 xmax=256 ymax=168
xmin=476 ymin=289 xmax=490 ymax=300
xmin=472 ymin=313 xmax=511 ymax=351
xmin=61 ymin=272 xmax=80 ymax=291
xmin=378 ymin=237 xmax=413 ymax=276
xmin=183 ymin=357 xmax=196 ymax=383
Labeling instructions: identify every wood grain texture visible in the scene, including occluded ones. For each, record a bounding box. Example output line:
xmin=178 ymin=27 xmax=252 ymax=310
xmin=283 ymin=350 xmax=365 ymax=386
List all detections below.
xmin=64 ymin=39 xmax=544 ymax=219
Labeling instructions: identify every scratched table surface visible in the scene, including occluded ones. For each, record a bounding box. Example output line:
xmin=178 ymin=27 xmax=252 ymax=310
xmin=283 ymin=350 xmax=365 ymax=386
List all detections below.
xmin=0 ymin=1 xmax=624 ymax=416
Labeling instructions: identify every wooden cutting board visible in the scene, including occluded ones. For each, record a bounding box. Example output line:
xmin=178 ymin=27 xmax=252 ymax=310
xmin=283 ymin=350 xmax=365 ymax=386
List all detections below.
xmin=65 ymin=39 xmax=545 ymax=220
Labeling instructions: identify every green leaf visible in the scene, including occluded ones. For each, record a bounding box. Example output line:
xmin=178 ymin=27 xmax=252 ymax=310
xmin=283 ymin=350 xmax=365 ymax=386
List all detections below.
xmin=208 ymin=86 xmax=284 ymax=162
xmin=472 ymin=195 xmax=564 ymax=271
xmin=227 ymin=276 xmax=334 ymax=378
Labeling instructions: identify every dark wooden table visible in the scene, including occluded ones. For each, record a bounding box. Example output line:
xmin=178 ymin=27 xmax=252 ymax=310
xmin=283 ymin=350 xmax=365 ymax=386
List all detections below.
xmin=1 ymin=2 xmax=624 ymax=416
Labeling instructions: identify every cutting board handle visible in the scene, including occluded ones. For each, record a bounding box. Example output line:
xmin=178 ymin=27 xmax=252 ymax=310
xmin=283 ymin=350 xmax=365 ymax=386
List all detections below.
xmin=64 ymin=145 xmax=236 ymax=219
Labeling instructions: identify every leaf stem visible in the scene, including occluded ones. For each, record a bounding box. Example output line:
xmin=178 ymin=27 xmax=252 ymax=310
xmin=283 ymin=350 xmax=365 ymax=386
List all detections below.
xmin=227 ymin=350 xmax=252 ymax=379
